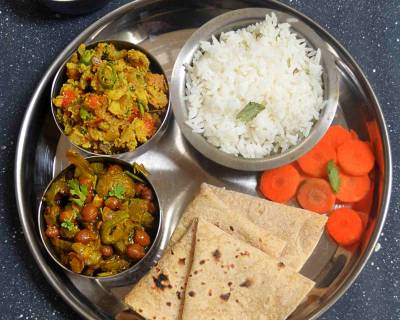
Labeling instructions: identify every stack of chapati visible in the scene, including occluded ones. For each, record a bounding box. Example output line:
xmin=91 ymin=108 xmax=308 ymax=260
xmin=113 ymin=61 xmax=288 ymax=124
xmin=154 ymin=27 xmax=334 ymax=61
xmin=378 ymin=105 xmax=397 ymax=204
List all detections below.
xmin=125 ymin=183 xmax=327 ymax=320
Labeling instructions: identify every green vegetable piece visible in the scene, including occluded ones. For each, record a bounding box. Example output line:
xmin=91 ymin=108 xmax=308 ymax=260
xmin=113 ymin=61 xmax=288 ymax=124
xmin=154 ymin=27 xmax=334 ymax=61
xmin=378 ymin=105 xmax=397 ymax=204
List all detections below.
xmin=236 ymin=102 xmax=265 ymax=123
xmin=61 ymin=220 xmax=75 ymax=231
xmin=68 ymin=179 xmax=88 ymax=207
xmin=45 ymin=178 xmax=68 ymax=206
xmin=108 ymin=184 xmax=125 ymax=200
xmin=138 ymin=101 xmax=145 ymax=116
xmin=128 ymin=199 xmax=154 ymax=228
xmin=133 ymin=162 xmax=149 ymax=177
xmin=327 ymin=160 xmax=341 ymax=193
xmin=100 ymin=211 xmax=130 ymax=244
xmin=79 ymin=108 xmax=92 ymax=121
xmin=71 ymin=242 xmax=102 ymax=266
xmin=98 ymin=63 xmax=117 ymax=89
xmin=124 ymin=170 xmax=144 ymax=183
xmin=80 ymin=50 xmax=94 ymax=65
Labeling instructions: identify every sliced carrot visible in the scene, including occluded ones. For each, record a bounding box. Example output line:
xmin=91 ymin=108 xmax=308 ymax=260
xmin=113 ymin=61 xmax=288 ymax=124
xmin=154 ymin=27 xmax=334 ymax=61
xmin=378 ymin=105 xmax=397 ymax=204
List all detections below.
xmin=326 ymin=208 xmax=363 ymax=246
xmin=61 ymin=89 xmax=76 ymax=108
xmin=88 ymin=95 xmax=101 ymax=109
xmin=350 ymin=129 xmax=359 ymax=140
xmin=297 ymin=178 xmax=336 ymax=213
xmin=357 ymin=211 xmax=369 ymax=230
xmin=352 ymin=181 xmax=375 ymax=213
xmin=336 ymin=173 xmax=370 ymax=203
xmin=337 ymin=140 xmax=375 ymax=176
xmin=259 ymin=164 xmax=300 ymax=203
xmin=297 ymin=141 xmax=337 ymax=178
xmin=321 ymin=125 xmax=352 ymax=150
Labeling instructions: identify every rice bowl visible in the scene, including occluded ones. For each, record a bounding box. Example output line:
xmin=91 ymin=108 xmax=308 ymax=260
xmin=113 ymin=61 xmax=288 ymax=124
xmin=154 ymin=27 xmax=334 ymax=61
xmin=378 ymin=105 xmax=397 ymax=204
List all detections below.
xmin=185 ymin=14 xmax=325 ymax=159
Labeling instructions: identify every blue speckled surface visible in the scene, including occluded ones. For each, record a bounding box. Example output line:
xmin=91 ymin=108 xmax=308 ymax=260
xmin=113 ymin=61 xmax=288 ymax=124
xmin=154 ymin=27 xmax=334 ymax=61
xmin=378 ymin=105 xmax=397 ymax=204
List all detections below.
xmin=0 ymin=0 xmax=399 ymax=319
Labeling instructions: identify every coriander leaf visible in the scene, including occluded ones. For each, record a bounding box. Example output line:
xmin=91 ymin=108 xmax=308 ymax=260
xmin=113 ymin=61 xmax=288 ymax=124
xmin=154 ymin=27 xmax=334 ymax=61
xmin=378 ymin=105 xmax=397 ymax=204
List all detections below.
xmin=80 ymin=107 xmax=92 ymax=121
xmin=124 ymin=170 xmax=145 ymax=183
xmin=108 ymin=184 xmax=125 ymax=200
xmin=67 ymin=179 xmax=88 ymax=207
xmin=61 ymin=220 xmax=75 ymax=231
xmin=327 ymin=160 xmax=340 ymax=193
xmin=236 ymin=102 xmax=265 ymax=123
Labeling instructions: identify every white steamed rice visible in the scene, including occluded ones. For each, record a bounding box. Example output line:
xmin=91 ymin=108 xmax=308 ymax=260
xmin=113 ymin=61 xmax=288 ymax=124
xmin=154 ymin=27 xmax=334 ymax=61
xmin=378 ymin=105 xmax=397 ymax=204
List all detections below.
xmin=185 ymin=13 xmax=325 ymax=159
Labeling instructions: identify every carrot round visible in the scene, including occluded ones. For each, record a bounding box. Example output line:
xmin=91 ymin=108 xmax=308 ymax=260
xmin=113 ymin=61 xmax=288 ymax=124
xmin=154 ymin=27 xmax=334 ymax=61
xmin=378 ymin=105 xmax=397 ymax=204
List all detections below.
xmin=297 ymin=178 xmax=336 ymax=213
xmin=322 ymin=125 xmax=352 ymax=150
xmin=336 ymin=173 xmax=370 ymax=203
xmin=353 ymin=181 xmax=374 ymax=213
xmin=350 ymin=129 xmax=359 ymax=140
xmin=259 ymin=164 xmax=300 ymax=203
xmin=337 ymin=140 xmax=375 ymax=176
xmin=326 ymin=208 xmax=363 ymax=246
xmin=297 ymin=141 xmax=337 ymax=178
xmin=357 ymin=211 xmax=369 ymax=230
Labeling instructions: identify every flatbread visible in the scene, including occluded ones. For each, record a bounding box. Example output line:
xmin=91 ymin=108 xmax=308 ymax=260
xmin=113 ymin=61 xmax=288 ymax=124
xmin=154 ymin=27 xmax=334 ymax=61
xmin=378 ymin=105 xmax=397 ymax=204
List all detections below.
xmin=169 ymin=184 xmax=286 ymax=259
xmin=205 ymin=183 xmax=328 ymax=271
xmin=181 ymin=219 xmax=315 ymax=320
xmin=124 ymin=221 xmax=197 ymax=320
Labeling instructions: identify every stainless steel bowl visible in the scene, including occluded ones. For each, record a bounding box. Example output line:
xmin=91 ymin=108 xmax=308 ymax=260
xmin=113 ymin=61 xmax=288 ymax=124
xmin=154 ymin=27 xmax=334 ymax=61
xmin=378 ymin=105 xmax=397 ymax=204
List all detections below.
xmin=39 ymin=0 xmax=110 ymax=15
xmin=51 ymin=40 xmax=171 ymax=158
xmin=171 ymin=8 xmax=339 ymax=171
xmin=37 ymin=156 xmax=163 ymax=281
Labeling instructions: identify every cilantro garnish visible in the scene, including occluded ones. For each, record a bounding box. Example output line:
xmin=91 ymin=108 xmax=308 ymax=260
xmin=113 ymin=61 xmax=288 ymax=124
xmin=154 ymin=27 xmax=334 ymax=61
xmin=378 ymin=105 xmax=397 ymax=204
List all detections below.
xmin=108 ymin=184 xmax=125 ymax=200
xmin=327 ymin=160 xmax=341 ymax=193
xmin=67 ymin=179 xmax=88 ymax=207
xmin=61 ymin=220 xmax=75 ymax=231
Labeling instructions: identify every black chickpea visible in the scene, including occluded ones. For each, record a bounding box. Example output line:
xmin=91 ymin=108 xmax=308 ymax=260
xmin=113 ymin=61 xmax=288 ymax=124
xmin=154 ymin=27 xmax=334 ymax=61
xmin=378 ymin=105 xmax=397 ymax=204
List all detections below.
xmin=45 ymin=225 xmax=60 ymax=238
xmin=134 ymin=229 xmax=151 ymax=247
xmin=126 ymin=243 xmax=145 ymax=260
xmin=75 ymin=229 xmax=95 ymax=244
xmin=100 ymin=245 xmax=114 ymax=257
xmin=81 ymin=203 xmax=98 ymax=222
xmin=105 ymin=197 xmax=120 ymax=210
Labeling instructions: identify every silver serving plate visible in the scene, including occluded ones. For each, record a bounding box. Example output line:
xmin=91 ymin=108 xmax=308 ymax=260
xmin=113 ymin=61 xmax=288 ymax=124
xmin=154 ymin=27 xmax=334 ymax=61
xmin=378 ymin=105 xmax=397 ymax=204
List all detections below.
xmin=171 ymin=8 xmax=339 ymax=171
xmin=14 ymin=1 xmax=392 ymax=320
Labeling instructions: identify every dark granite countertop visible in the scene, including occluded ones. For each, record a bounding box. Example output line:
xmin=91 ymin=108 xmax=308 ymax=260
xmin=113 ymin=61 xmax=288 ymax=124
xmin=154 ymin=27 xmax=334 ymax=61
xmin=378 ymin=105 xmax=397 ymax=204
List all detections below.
xmin=0 ymin=0 xmax=399 ymax=319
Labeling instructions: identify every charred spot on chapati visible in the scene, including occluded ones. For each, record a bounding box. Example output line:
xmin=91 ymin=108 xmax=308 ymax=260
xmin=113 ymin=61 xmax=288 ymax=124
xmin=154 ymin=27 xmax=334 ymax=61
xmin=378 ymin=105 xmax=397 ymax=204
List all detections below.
xmin=208 ymin=289 xmax=212 ymax=296
xmin=229 ymin=225 xmax=234 ymax=231
xmin=188 ymin=291 xmax=196 ymax=297
xmin=176 ymin=291 xmax=181 ymax=300
xmin=239 ymin=278 xmax=253 ymax=288
xmin=212 ymin=249 xmax=221 ymax=260
xmin=153 ymin=273 xmax=172 ymax=290
xmin=278 ymin=262 xmax=285 ymax=269
xmin=199 ymin=259 xmax=206 ymax=265
xmin=220 ymin=292 xmax=231 ymax=301
xmin=228 ymin=281 xmax=233 ymax=286
xmin=166 ymin=302 xmax=171 ymax=307
xmin=178 ymin=258 xmax=186 ymax=265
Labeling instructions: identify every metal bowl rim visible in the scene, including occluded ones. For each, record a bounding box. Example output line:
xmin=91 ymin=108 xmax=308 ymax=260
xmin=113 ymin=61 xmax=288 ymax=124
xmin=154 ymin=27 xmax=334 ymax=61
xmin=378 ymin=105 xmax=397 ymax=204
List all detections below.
xmin=14 ymin=1 xmax=392 ymax=319
xmin=50 ymin=39 xmax=171 ymax=157
xmin=37 ymin=155 xmax=164 ymax=281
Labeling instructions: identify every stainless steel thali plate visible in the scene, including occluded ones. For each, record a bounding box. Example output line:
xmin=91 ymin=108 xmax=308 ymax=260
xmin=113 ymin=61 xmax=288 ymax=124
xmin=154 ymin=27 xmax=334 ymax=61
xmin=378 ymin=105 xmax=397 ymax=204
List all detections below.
xmin=14 ymin=1 xmax=392 ymax=319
